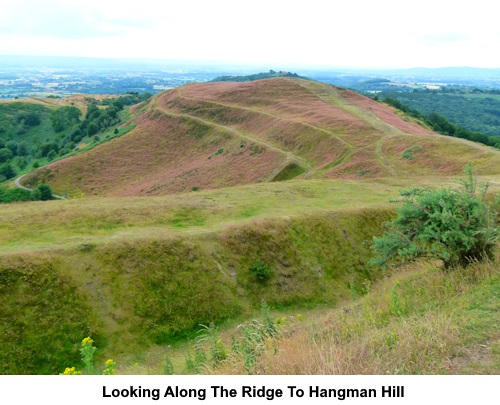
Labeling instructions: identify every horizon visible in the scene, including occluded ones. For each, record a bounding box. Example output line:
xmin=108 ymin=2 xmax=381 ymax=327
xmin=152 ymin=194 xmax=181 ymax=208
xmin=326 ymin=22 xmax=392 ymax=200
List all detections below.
xmin=1 ymin=55 xmax=499 ymax=72
xmin=1 ymin=0 xmax=499 ymax=69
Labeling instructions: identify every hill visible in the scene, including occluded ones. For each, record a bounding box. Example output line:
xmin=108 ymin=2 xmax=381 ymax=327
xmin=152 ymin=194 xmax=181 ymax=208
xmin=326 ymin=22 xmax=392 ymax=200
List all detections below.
xmin=20 ymin=78 xmax=500 ymax=197
xmin=3 ymin=77 xmax=500 ymax=375
xmin=211 ymin=70 xmax=307 ymax=82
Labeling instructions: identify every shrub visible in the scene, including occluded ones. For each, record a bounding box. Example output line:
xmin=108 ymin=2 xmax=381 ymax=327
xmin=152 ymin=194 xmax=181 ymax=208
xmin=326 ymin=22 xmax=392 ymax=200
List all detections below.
xmin=370 ymin=164 xmax=498 ymax=269
xmin=47 ymin=150 xmax=57 ymax=161
xmin=0 ymin=163 xmax=16 ymax=180
xmin=401 ymin=145 xmax=422 ymax=160
xmin=0 ymin=148 xmax=13 ymax=163
xmin=17 ymin=142 xmax=29 ymax=156
xmin=249 ymin=260 xmax=274 ymax=282
xmin=31 ymin=184 xmax=54 ymax=201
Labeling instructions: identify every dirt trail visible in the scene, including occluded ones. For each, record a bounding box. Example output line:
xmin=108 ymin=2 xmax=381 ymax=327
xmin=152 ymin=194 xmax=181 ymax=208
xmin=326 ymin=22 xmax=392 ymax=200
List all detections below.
xmin=177 ymin=88 xmax=357 ymax=149
xmin=14 ymin=174 xmax=66 ymax=199
xmin=155 ymin=106 xmax=312 ymax=173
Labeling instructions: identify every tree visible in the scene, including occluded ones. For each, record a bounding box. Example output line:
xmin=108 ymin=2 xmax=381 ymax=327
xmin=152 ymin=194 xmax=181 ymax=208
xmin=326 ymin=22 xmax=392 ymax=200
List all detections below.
xmin=50 ymin=106 xmax=82 ymax=132
xmin=0 ymin=163 xmax=16 ymax=179
xmin=6 ymin=141 xmax=18 ymax=155
xmin=47 ymin=150 xmax=57 ymax=161
xmin=31 ymin=184 xmax=53 ymax=201
xmin=87 ymin=121 xmax=99 ymax=136
xmin=17 ymin=141 xmax=29 ymax=156
xmin=370 ymin=165 xmax=498 ymax=269
xmin=0 ymin=148 xmax=13 ymax=163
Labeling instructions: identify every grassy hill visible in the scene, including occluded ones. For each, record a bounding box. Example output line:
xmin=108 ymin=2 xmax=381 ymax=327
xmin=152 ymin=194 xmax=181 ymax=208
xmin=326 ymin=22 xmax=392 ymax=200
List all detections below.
xmin=211 ymin=70 xmax=307 ymax=82
xmin=20 ymin=78 xmax=500 ymax=197
xmin=0 ymin=179 xmax=398 ymax=373
xmin=2 ymin=77 xmax=500 ymax=375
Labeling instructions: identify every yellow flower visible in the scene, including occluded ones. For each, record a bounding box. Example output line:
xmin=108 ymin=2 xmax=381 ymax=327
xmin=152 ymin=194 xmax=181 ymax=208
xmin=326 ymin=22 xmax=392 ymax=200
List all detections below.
xmin=82 ymin=337 xmax=93 ymax=345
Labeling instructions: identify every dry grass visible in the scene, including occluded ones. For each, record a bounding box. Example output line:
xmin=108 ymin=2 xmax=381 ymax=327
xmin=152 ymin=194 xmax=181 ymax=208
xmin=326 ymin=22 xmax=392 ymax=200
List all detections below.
xmin=211 ymin=255 xmax=500 ymax=375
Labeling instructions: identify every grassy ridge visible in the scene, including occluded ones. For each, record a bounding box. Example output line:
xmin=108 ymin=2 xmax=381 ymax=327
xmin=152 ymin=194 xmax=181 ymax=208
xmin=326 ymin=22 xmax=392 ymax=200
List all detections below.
xmin=0 ymin=202 xmax=394 ymax=374
xmin=21 ymin=79 xmax=500 ymax=198
xmin=212 ymin=254 xmax=500 ymax=374
xmin=0 ymin=179 xmax=396 ymax=252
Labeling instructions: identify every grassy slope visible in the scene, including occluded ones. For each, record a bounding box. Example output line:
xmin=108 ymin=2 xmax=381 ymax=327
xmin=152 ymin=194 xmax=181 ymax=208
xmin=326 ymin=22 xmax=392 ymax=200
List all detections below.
xmin=20 ymin=78 xmax=500 ymax=197
xmin=3 ymin=79 xmax=500 ymax=375
xmin=0 ymin=180 xmax=398 ymax=374
xmin=211 ymin=254 xmax=500 ymax=375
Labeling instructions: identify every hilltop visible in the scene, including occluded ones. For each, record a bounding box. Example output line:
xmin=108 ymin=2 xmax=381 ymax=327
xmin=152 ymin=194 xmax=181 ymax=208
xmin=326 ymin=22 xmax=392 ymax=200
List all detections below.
xmin=20 ymin=78 xmax=500 ymax=197
xmin=211 ymin=70 xmax=307 ymax=82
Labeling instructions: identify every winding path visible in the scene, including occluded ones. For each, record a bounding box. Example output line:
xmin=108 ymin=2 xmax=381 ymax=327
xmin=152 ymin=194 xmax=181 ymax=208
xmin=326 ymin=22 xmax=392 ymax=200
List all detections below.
xmin=14 ymin=173 xmax=66 ymax=199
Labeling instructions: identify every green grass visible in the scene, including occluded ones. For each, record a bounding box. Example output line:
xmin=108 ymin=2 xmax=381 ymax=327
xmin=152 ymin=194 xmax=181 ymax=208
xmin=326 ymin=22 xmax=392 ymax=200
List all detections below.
xmin=1 ymin=176 xmax=498 ymax=374
xmin=272 ymin=163 xmax=306 ymax=181
xmin=0 ymin=179 xmax=397 ymax=252
xmin=0 ymin=178 xmax=401 ymax=373
xmin=0 ymin=103 xmax=55 ymax=147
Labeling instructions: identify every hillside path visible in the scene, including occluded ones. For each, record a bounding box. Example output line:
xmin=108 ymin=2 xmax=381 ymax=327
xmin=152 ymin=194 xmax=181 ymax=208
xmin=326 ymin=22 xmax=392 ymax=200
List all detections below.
xmin=176 ymin=88 xmax=357 ymax=149
xmin=14 ymin=173 xmax=66 ymax=199
xmin=155 ymin=106 xmax=312 ymax=173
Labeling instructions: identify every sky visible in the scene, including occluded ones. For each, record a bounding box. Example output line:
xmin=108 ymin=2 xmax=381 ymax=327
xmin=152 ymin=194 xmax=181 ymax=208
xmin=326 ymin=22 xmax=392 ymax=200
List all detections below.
xmin=0 ymin=0 xmax=498 ymax=68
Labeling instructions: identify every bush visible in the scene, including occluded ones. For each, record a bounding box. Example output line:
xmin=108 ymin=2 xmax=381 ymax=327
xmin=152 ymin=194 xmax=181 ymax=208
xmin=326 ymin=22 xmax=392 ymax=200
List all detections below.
xmin=0 ymin=148 xmax=13 ymax=163
xmin=31 ymin=184 xmax=54 ymax=201
xmin=0 ymin=163 xmax=16 ymax=180
xmin=370 ymin=165 xmax=498 ymax=269
xmin=249 ymin=260 xmax=274 ymax=282
xmin=47 ymin=150 xmax=57 ymax=161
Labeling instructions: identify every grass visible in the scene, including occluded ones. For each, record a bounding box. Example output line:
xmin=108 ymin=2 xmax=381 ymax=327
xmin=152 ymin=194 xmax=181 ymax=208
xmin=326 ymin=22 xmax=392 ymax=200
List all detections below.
xmin=2 ymin=175 xmax=498 ymax=374
xmin=0 ymin=179 xmax=396 ymax=252
xmin=2 ymin=79 xmax=500 ymax=375
xmin=0 ymin=178 xmax=402 ymax=374
xmin=210 ymin=253 xmax=500 ymax=375
xmin=272 ymin=163 xmax=306 ymax=181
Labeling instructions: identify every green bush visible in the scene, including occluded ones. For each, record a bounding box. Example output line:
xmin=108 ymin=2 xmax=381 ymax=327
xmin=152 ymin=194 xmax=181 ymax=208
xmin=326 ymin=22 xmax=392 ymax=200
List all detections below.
xmin=31 ymin=184 xmax=54 ymax=201
xmin=47 ymin=150 xmax=57 ymax=161
xmin=0 ymin=148 xmax=13 ymax=163
xmin=370 ymin=165 xmax=498 ymax=269
xmin=401 ymin=145 xmax=422 ymax=160
xmin=249 ymin=260 xmax=274 ymax=282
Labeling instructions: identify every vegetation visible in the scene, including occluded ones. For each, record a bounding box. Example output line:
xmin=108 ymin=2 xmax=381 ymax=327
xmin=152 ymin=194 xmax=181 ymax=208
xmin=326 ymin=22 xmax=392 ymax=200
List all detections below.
xmin=50 ymin=106 xmax=82 ymax=132
xmin=0 ymin=179 xmax=399 ymax=373
xmin=371 ymin=165 xmax=498 ymax=268
xmin=383 ymin=97 xmax=499 ymax=148
xmin=0 ymin=184 xmax=53 ymax=203
xmin=378 ymin=89 xmax=500 ymax=137
xmin=30 ymin=184 xmax=54 ymax=201
xmin=211 ymin=70 xmax=307 ymax=82
xmin=1 ymin=78 xmax=500 ymax=377
xmin=0 ymin=94 xmax=149 ymax=192
xmin=0 ymin=186 xmax=32 ymax=203
xmin=211 ymin=252 xmax=500 ymax=374
xmin=249 ymin=260 xmax=274 ymax=282
xmin=61 ymin=337 xmax=116 ymax=375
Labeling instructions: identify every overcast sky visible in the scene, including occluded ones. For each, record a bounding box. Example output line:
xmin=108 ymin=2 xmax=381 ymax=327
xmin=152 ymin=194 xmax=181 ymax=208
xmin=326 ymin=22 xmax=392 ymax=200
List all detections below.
xmin=0 ymin=0 xmax=498 ymax=68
